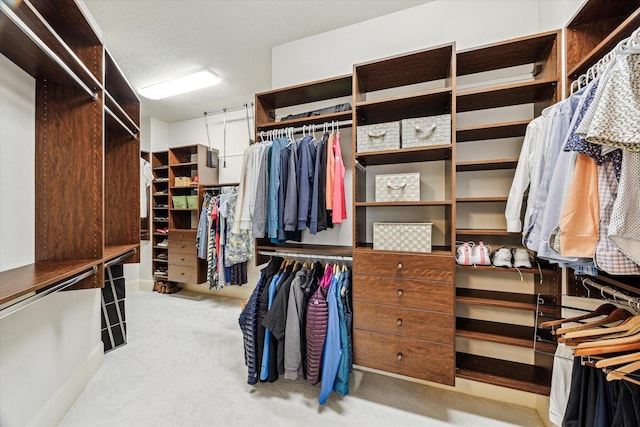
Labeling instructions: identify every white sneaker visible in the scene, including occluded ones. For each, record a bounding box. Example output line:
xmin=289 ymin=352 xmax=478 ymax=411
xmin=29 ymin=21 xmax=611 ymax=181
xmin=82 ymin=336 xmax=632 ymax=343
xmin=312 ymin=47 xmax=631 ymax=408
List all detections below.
xmin=455 ymin=241 xmax=475 ymax=266
xmin=491 ymin=247 xmax=513 ymax=268
xmin=512 ymin=247 xmax=532 ymax=269
xmin=473 ymin=241 xmax=492 ymax=266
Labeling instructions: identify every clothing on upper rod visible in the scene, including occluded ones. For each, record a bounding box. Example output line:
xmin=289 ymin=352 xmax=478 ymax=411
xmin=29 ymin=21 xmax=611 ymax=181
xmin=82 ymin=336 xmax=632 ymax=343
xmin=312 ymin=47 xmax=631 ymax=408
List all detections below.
xmin=238 ymin=256 xmax=353 ymax=404
xmin=505 ymin=31 xmax=640 ymax=276
xmin=232 ymin=123 xmax=347 ymax=243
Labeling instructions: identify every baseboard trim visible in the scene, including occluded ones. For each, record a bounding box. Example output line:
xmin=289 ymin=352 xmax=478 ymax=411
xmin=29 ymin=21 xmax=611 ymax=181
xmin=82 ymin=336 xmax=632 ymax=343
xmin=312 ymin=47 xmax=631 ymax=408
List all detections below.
xmin=27 ymin=342 xmax=103 ymax=427
xmin=137 ymin=279 xmax=154 ymax=292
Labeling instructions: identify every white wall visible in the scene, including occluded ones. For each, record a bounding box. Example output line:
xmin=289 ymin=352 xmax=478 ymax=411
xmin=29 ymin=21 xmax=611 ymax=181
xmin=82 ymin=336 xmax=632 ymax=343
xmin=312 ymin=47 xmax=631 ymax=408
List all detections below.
xmin=0 ymin=53 xmax=103 ymax=427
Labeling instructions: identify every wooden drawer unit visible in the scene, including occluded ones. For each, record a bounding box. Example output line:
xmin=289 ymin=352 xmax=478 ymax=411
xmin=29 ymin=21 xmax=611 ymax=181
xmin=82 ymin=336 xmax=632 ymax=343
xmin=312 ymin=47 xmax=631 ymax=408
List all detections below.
xmin=354 ymin=302 xmax=454 ymax=345
xmin=168 ymin=264 xmax=198 ymax=284
xmin=168 ymin=230 xmax=196 ymax=253
xmin=353 ymin=251 xmax=454 ymax=281
xmin=168 ymin=251 xmax=197 ymax=267
xmin=353 ymin=275 xmax=453 ymax=313
xmin=354 ymin=329 xmax=455 ymax=385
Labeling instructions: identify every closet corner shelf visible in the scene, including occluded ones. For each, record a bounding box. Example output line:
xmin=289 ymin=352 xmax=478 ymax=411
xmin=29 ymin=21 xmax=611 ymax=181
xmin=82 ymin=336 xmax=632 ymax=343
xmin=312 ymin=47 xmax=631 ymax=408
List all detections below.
xmin=456 ymin=288 xmax=557 ymax=314
xmin=258 ymin=111 xmax=352 ymax=131
xmin=455 ymin=120 xmax=530 ymax=143
xmin=456 ymin=352 xmax=551 ymax=395
xmin=456 ymin=79 xmax=557 ymax=113
xmin=355 ymin=144 xmax=452 ymax=165
xmin=355 ymin=200 xmax=452 ymax=207
xmin=567 ymin=8 xmax=640 ymax=79
xmin=0 ymin=259 xmax=101 ymax=305
xmin=256 ymin=73 xmax=352 ymax=109
xmin=456 ymin=229 xmax=519 ymax=236
xmin=456 ymin=264 xmax=553 ymax=274
xmin=456 ymin=158 xmax=519 ymax=171
xmin=456 ymin=318 xmax=557 ymax=353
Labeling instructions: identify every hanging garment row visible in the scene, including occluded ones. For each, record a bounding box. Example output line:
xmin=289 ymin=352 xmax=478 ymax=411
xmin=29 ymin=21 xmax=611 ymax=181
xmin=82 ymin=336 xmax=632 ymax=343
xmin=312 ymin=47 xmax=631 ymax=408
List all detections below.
xmin=505 ymin=27 xmax=640 ymax=277
xmin=540 ymin=289 xmax=640 ymax=426
xmin=232 ymin=122 xmax=347 ymax=244
xmin=196 ymin=186 xmax=252 ymax=290
xmin=238 ymin=256 xmax=353 ymax=405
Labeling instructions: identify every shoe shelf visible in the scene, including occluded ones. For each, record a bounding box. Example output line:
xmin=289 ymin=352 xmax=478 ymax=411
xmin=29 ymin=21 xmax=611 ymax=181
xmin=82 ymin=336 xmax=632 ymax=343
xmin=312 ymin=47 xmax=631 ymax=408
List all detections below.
xmin=456 ymin=264 xmax=555 ymax=274
xmin=151 ymin=151 xmax=170 ymax=281
xmin=456 ymin=228 xmax=519 ymax=236
xmin=456 ymin=318 xmax=556 ymax=353
xmin=456 ymin=352 xmax=552 ymax=395
xmin=456 ymin=289 xmax=557 ymax=315
xmin=456 ymin=158 xmax=519 ymax=172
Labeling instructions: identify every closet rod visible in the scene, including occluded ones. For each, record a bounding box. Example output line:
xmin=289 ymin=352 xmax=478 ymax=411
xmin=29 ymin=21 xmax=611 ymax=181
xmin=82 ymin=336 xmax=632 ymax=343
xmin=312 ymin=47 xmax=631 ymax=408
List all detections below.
xmin=259 ymin=120 xmax=353 ymax=137
xmin=105 ymin=91 xmax=141 ymax=133
xmin=105 ymin=106 xmax=138 ymax=140
xmin=0 ymin=266 xmax=99 ymax=320
xmin=0 ymin=2 xmax=99 ymax=101
xmin=105 ymin=249 xmax=137 ymax=268
xmin=204 ymin=103 xmax=254 ymax=116
xmin=570 ymin=25 xmax=640 ymax=92
xmin=258 ymin=250 xmax=352 ymax=262
xmin=583 ymin=278 xmax=640 ymax=311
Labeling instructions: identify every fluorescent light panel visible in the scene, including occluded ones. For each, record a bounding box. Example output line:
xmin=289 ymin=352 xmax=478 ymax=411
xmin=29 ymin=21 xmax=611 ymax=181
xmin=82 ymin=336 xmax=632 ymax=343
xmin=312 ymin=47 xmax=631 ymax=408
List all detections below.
xmin=138 ymin=70 xmax=220 ymax=100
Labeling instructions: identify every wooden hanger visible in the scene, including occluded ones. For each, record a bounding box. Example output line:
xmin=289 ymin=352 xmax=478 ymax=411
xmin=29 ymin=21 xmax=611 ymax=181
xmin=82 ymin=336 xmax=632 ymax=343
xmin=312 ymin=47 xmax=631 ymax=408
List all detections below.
xmin=574 ymin=340 xmax=640 ymax=357
xmin=573 ymin=327 xmax=640 ymax=350
xmin=539 ymin=303 xmax=617 ymax=329
xmin=595 ymin=351 xmax=640 ymax=368
xmin=606 ymin=360 xmax=640 ymax=385
xmin=561 ymin=315 xmax=640 ymax=341
xmin=556 ymin=308 xmax=634 ymax=335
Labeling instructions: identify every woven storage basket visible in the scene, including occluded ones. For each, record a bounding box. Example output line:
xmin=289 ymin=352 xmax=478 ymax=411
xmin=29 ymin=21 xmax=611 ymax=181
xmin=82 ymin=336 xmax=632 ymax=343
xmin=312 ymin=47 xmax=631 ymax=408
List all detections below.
xmin=375 ymin=172 xmax=420 ymax=202
xmin=373 ymin=222 xmax=432 ymax=253
xmin=357 ymin=121 xmax=400 ymax=153
xmin=172 ymin=195 xmax=188 ymax=209
xmin=401 ymin=114 xmax=451 ymax=148
xmin=186 ymin=195 xmax=198 ymax=209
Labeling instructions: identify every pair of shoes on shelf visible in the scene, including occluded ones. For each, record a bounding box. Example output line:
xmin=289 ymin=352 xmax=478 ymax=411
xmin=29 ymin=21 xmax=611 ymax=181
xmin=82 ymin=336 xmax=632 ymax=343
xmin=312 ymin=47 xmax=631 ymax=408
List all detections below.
xmin=154 ymin=216 xmax=168 ymax=221
xmin=455 ymin=241 xmax=492 ymax=266
xmin=153 ymin=280 xmax=181 ymax=294
xmin=190 ymin=175 xmax=199 ymax=186
xmin=156 ymin=227 xmax=168 ymax=234
xmin=157 ymin=239 xmax=168 ymax=247
xmin=491 ymin=246 xmax=533 ymax=269
xmin=156 ymin=253 xmax=168 ymax=260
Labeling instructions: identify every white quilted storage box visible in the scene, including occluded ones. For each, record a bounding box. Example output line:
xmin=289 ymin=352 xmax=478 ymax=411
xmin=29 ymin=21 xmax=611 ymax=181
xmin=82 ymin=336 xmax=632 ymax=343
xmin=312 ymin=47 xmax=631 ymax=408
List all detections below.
xmin=357 ymin=121 xmax=400 ymax=153
xmin=373 ymin=222 xmax=433 ymax=253
xmin=375 ymin=172 xmax=420 ymax=202
xmin=401 ymin=114 xmax=451 ymax=148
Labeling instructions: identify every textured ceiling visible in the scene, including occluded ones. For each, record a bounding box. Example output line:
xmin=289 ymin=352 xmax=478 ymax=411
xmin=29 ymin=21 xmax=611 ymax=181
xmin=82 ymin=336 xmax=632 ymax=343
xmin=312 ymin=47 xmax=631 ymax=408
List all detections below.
xmin=83 ymin=0 xmax=431 ymax=123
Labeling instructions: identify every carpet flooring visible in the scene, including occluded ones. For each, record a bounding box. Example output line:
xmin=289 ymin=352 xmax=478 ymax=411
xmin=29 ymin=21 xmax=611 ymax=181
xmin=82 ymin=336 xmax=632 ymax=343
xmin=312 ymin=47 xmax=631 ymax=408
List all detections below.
xmin=58 ymin=290 xmax=545 ymax=427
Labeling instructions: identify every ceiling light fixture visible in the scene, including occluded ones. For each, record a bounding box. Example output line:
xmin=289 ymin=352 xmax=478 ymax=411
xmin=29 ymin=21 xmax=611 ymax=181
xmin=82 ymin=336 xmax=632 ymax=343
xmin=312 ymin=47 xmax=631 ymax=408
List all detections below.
xmin=138 ymin=70 xmax=221 ymax=100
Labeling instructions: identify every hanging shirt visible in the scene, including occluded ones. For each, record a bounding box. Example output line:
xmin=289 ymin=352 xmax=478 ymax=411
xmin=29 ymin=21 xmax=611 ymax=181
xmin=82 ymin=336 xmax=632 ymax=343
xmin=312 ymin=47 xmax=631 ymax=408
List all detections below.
xmin=325 ymin=132 xmax=336 ymax=211
xmin=283 ymin=139 xmax=299 ymax=232
xmin=140 ymin=158 xmax=153 ymax=218
xmin=252 ymin=143 xmax=271 ymax=238
xmin=309 ymin=135 xmax=326 ymax=234
xmin=319 ymin=268 xmax=341 ymax=405
xmin=267 ymin=138 xmax=286 ymax=239
xmin=332 ymin=130 xmax=347 ymax=224
xmin=609 ymin=151 xmax=640 ymax=266
xmin=297 ymin=136 xmax=315 ymax=230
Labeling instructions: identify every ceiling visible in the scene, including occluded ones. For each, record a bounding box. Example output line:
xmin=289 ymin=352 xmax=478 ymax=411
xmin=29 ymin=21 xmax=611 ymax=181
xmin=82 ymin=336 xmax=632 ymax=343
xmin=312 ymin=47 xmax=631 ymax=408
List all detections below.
xmin=83 ymin=0 xmax=431 ymax=123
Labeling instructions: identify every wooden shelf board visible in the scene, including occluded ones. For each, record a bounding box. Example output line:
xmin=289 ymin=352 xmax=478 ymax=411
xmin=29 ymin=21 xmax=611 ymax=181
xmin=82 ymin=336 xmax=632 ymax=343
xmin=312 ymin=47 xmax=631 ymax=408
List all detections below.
xmin=170 ymin=162 xmax=197 ymax=168
xmin=153 ymin=166 xmax=168 ymax=170
xmin=170 ymin=186 xmax=198 ymax=190
xmin=456 ymin=264 xmax=550 ymax=274
xmin=170 ymin=208 xmax=197 ymax=211
xmin=456 ymin=352 xmax=551 ymax=395
xmin=456 ymin=197 xmax=508 ymax=202
xmin=567 ymin=0 xmax=640 ymax=27
xmin=356 ymin=144 xmax=452 ymax=165
xmin=355 ymin=200 xmax=452 ymax=207
xmin=456 ymin=31 xmax=559 ymax=76
xmin=152 ymin=259 xmax=169 ymax=263
xmin=456 ymin=229 xmax=518 ymax=236
xmin=256 ymin=74 xmax=352 ymax=109
xmin=255 ymin=242 xmax=353 ymax=257
xmin=353 ymin=245 xmax=453 ymax=257
xmin=152 ymin=246 xmax=168 ymax=250
xmin=258 ymin=111 xmax=352 ymax=131
xmin=567 ymin=9 xmax=640 ymax=79
xmin=456 ymin=288 xmax=555 ymax=314
xmin=456 ymin=120 xmax=530 ymax=142
xmin=456 ymin=318 xmax=556 ymax=353
xmin=104 ymin=91 xmax=140 ymax=133
xmin=356 ymin=89 xmax=452 ymax=124
xmin=103 ymin=244 xmax=139 ymax=263
xmin=457 ymin=79 xmax=557 ymax=112
xmin=355 ymin=44 xmax=454 ymax=93
xmin=456 ymin=158 xmax=519 ymax=171
xmin=0 ymin=259 xmax=101 ymax=305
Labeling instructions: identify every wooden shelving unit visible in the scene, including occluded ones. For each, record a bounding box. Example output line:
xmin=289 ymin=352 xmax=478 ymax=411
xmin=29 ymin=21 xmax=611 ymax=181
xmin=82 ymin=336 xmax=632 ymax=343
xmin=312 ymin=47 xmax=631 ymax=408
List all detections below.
xmin=151 ymin=151 xmax=170 ymax=281
xmin=0 ymin=0 xmax=140 ymax=302
xmin=456 ymin=158 xmax=519 ymax=172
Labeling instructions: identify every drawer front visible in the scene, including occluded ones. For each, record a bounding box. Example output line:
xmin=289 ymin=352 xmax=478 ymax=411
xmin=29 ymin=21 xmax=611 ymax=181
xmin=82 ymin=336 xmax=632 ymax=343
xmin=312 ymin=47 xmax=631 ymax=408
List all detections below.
xmin=168 ymin=251 xmax=197 ymax=267
xmin=169 ymin=230 xmax=196 ymax=244
xmin=354 ymin=302 xmax=454 ymax=345
xmin=168 ymin=264 xmax=198 ymax=284
xmin=353 ymin=329 xmax=455 ymax=385
xmin=353 ymin=251 xmax=453 ymax=281
xmin=168 ymin=232 xmax=196 ymax=254
xmin=353 ymin=274 xmax=453 ymax=313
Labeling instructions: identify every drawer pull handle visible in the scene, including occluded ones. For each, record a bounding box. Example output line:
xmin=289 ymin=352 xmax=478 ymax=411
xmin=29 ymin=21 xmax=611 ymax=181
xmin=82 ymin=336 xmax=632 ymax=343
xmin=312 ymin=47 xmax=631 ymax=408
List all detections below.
xmin=397 ymin=353 xmax=403 ymax=361
xmin=397 ymin=263 xmax=403 ymax=270
xmin=396 ymin=319 xmax=403 ymax=326
xmin=397 ymin=290 xmax=403 ymax=297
